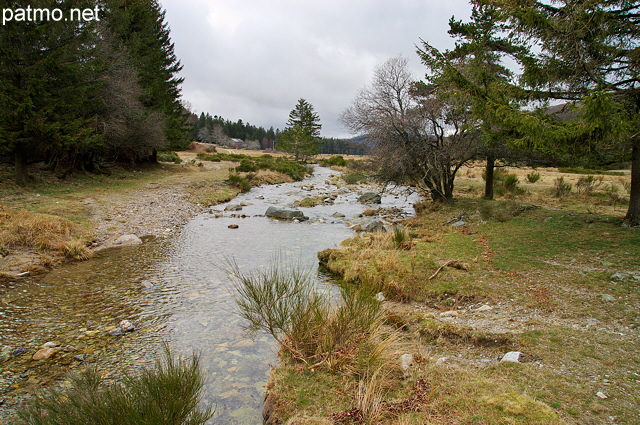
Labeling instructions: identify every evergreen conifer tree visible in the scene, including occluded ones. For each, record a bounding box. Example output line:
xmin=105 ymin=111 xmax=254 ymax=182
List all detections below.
xmin=0 ymin=0 xmax=101 ymax=183
xmin=102 ymin=0 xmax=187 ymax=151
xmin=474 ymin=0 xmax=640 ymax=225
xmin=277 ymin=98 xmax=322 ymax=161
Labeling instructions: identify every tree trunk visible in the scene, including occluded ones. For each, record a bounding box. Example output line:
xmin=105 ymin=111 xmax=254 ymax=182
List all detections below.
xmin=484 ymin=154 xmax=495 ymax=200
xmin=14 ymin=142 xmax=28 ymax=185
xmin=624 ymin=136 xmax=640 ymax=226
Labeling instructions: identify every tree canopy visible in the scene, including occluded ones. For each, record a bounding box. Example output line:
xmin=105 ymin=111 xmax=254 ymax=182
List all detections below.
xmin=341 ymin=57 xmax=479 ymax=201
xmin=0 ymin=0 xmax=187 ymax=183
xmin=472 ymin=0 xmax=640 ymax=225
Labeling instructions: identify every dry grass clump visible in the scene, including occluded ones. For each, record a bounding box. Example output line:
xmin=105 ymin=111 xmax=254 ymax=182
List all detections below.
xmin=0 ymin=203 xmax=91 ymax=260
xmin=232 ymin=258 xmax=415 ymax=424
xmin=230 ymin=258 xmax=399 ymax=374
xmin=61 ymin=239 xmax=94 ymax=260
xmin=319 ymin=230 xmax=432 ymax=302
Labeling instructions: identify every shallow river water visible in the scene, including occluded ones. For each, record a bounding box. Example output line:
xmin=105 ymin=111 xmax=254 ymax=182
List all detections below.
xmin=0 ymin=167 xmax=419 ymax=424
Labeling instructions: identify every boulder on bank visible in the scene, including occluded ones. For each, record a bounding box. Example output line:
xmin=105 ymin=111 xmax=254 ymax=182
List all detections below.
xmin=265 ymin=206 xmax=309 ymax=221
xmin=363 ymin=221 xmax=386 ymax=233
xmin=114 ymin=234 xmax=143 ymax=246
xmin=358 ymin=192 xmax=382 ymax=204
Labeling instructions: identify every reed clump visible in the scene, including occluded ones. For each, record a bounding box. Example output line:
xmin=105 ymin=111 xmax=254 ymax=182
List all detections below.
xmin=16 ymin=347 xmax=214 ymax=425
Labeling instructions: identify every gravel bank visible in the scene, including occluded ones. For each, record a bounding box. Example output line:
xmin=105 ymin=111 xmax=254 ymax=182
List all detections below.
xmin=90 ymin=183 xmax=206 ymax=250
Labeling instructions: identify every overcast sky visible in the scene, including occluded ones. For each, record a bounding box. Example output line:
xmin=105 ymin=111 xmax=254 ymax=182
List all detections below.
xmin=160 ymin=0 xmax=473 ymax=138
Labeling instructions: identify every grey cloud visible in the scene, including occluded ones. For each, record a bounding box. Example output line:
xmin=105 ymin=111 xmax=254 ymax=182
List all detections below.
xmin=161 ymin=0 xmax=472 ymax=137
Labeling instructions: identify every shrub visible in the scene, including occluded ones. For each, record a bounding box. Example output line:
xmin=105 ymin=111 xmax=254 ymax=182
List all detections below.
xmin=230 ymin=259 xmax=383 ymax=371
xmin=606 ymin=184 xmax=625 ymax=204
xmin=235 ymin=159 xmax=259 ymax=173
xmin=576 ymin=175 xmax=600 ymax=195
xmin=503 ymin=173 xmax=520 ymax=191
xmin=17 ymin=347 xmax=213 ymax=425
xmin=319 ymin=156 xmax=348 ymax=167
xmin=554 ymin=177 xmax=572 ymax=198
xmin=157 ymin=151 xmax=182 ymax=164
xmin=526 ymin=171 xmax=541 ymax=183
xmin=197 ymin=152 xmax=247 ymax=162
xmin=481 ymin=167 xmax=508 ymax=182
xmin=228 ymin=174 xmax=252 ymax=192
xmin=619 ymin=178 xmax=631 ymax=194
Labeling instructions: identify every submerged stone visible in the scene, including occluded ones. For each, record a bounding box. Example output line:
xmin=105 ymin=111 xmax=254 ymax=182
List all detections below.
xmin=32 ymin=347 xmax=59 ymax=361
xmin=358 ymin=192 xmax=382 ymax=204
xmin=119 ymin=320 xmax=136 ymax=332
xmin=10 ymin=347 xmax=28 ymax=357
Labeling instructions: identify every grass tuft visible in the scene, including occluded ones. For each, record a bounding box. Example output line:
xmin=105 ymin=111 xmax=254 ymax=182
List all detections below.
xmin=16 ymin=346 xmax=214 ymax=425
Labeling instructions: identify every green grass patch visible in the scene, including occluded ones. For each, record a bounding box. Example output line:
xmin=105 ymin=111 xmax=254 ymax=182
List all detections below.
xmin=187 ymin=180 xmax=240 ymax=206
xmin=293 ymin=196 xmax=325 ymax=208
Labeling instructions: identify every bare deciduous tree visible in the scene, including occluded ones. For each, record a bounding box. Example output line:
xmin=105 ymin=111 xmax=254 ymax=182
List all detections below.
xmin=341 ymin=57 xmax=479 ymax=202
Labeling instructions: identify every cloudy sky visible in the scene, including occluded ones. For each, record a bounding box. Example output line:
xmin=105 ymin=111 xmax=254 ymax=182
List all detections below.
xmin=160 ymin=0 xmax=473 ymax=138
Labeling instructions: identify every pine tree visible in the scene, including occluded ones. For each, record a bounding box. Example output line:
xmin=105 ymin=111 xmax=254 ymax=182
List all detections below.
xmin=418 ymin=4 xmax=527 ymax=199
xmin=102 ymin=0 xmax=187 ymax=151
xmin=0 ymin=0 xmax=102 ymax=183
xmin=277 ymin=99 xmax=322 ymax=161
xmin=475 ymin=0 xmax=640 ymax=225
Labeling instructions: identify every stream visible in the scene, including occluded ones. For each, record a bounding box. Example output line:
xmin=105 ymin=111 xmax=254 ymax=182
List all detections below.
xmin=0 ymin=166 xmax=419 ymax=424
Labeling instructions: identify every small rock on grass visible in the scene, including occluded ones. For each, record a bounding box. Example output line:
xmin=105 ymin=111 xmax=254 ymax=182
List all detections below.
xmin=400 ymin=354 xmax=414 ymax=371
xmin=596 ymin=391 xmax=608 ymax=399
xmin=500 ymin=351 xmax=522 ymax=363
xmin=114 ymin=234 xmax=143 ymax=246
xmin=475 ymin=305 xmax=493 ymax=312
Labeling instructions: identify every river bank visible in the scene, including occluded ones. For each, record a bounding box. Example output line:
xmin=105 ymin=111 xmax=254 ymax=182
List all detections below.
xmin=0 ymin=149 xmax=305 ymax=280
xmin=261 ymin=166 xmax=639 ymax=425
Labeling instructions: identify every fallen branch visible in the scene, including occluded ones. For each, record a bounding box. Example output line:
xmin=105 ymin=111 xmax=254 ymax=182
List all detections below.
xmin=428 ymin=260 xmax=470 ymax=280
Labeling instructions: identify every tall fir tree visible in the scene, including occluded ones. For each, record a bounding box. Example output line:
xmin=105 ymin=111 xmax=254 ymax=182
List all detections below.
xmin=102 ymin=0 xmax=187 ymax=151
xmin=419 ymin=4 xmax=527 ymax=199
xmin=277 ymin=98 xmax=322 ymax=161
xmin=0 ymin=0 xmax=102 ymax=183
